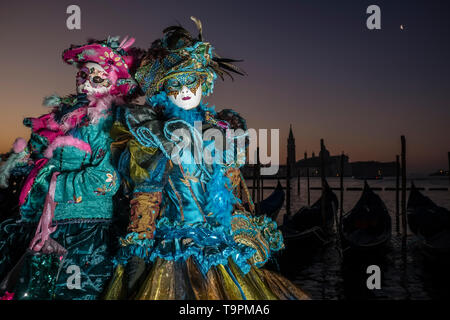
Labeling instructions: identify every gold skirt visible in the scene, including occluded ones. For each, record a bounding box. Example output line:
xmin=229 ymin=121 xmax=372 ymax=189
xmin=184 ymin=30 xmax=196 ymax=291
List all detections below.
xmin=104 ymin=257 xmax=309 ymax=300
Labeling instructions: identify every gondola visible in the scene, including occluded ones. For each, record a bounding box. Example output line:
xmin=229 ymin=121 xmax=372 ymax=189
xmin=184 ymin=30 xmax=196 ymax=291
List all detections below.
xmin=271 ymin=223 xmax=332 ymax=275
xmin=281 ymin=224 xmax=332 ymax=252
xmin=276 ymin=179 xmax=338 ymax=269
xmin=340 ymin=181 xmax=391 ymax=254
xmin=255 ymin=181 xmax=285 ymax=220
xmin=288 ymin=179 xmax=338 ymax=233
xmin=407 ymin=182 xmax=450 ymax=259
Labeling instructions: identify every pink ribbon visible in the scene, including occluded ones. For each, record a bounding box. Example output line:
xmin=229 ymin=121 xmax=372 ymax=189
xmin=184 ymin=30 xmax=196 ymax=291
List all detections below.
xmin=29 ymin=171 xmax=60 ymax=252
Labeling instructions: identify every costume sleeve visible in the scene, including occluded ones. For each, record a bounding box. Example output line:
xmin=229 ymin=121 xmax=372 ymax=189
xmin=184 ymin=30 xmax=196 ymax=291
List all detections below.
xmin=47 ymin=123 xmax=120 ymax=205
xmin=226 ymin=167 xmax=255 ymax=214
xmin=128 ymin=191 xmax=162 ymax=240
xmin=125 ymin=147 xmax=169 ymax=240
xmin=52 ymin=147 xmax=119 ymax=205
xmin=111 ymin=114 xmax=169 ymax=241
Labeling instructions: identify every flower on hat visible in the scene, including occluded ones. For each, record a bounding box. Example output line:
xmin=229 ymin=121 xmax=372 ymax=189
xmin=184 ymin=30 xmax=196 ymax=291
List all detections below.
xmin=99 ymin=50 xmax=128 ymax=72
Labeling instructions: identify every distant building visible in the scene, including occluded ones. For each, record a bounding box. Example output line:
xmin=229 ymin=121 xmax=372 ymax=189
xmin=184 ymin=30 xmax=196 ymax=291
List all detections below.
xmin=241 ymin=126 xmax=397 ymax=178
xmin=294 ymin=143 xmax=352 ymax=177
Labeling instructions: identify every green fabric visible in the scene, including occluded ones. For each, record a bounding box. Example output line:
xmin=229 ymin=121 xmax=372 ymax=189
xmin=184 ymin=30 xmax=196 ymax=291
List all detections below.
xmin=20 ymin=115 xmax=120 ymax=222
xmin=1 ymin=106 xmax=124 ymax=300
xmin=52 ymin=221 xmax=116 ymax=300
xmin=49 ymin=145 xmax=91 ymax=172
xmin=53 ymin=117 xmax=120 ymax=221
xmin=19 ymin=163 xmax=58 ymax=223
xmin=9 ymin=221 xmax=116 ymax=300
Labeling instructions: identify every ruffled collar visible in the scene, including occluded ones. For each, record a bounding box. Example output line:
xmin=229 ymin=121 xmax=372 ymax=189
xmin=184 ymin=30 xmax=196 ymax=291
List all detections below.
xmin=146 ymin=91 xmax=216 ymax=126
xmin=43 ymin=94 xmax=122 ymax=133
xmin=53 ymin=93 xmax=89 ymax=122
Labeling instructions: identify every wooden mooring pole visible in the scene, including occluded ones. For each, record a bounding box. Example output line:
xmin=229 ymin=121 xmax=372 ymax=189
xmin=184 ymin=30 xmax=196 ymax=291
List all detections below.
xmin=396 ymin=155 xmax=400 ymax=236
xmin=252 ymin=156 xmax=257 ymax=202
xmin=307 ymin=167 xmax=311 ymax=206
xmin=401 ymin=136 xmax=407 ymax=251
xmin=260 ymin=172 xmax=264 ymax=204
xmin=320 ymin=139 xmax=326 ymax=229
xmin=297 ymin=171 xmax=300 ymax=197
xmin=340 ymin=152 xmax=344 ymax=225
xmin=256 ymin=148 xmax=261 ymax=215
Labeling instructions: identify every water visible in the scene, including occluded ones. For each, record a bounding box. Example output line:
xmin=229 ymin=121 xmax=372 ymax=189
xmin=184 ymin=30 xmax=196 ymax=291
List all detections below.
xmin=249 ymin=176 xmax=450 ymax=232
xmin=248 ymin=177 xmax=450 ymax=300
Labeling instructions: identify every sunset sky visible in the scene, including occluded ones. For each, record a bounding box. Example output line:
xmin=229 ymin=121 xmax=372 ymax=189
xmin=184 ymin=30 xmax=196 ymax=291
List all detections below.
xmin=0 ymin=0 xmax=448 ymax=174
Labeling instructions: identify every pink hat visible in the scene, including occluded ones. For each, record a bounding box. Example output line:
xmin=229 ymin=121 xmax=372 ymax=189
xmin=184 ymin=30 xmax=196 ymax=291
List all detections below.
xmin=62 ymin=36 xmax=138 ymax=96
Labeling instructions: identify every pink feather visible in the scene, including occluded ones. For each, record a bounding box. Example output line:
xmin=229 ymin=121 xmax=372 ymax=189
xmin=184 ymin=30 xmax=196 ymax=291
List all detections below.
xmin=44 ymin=136 xmax=92 ymax=159
xmin=13 ymin=137 xmax=27 ymax=153
xmin=119 ymin=36 xmax=135 ymax=51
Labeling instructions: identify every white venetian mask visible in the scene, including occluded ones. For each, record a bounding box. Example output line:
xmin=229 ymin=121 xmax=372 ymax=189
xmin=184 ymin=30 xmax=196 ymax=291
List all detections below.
xmin=76 ymin=62 xmax=112 ymax=97
xmin=164 ymin=73 xmax=203 ymax=110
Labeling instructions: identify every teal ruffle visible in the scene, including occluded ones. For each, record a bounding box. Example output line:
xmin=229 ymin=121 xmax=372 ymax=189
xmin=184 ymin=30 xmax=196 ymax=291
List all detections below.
xmin=114 ymin=217 xmax=256 ymax=275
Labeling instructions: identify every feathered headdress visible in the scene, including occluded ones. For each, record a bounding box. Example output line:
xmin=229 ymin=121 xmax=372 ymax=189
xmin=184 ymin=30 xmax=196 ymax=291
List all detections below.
xmin=135 ymin=17 xmax=246 ymax=97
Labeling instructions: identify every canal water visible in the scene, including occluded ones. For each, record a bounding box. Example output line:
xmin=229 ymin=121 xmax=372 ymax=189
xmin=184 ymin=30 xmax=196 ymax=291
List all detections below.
xmin=248 ymin=177 xmax=450 ymax=300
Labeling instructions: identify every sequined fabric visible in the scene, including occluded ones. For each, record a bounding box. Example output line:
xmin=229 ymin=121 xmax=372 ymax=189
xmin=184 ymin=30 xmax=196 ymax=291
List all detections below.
xmin=104 ymin=256 xmax=309 ymax=300
xmin=12 ymin=251 xmax=63 ymax=300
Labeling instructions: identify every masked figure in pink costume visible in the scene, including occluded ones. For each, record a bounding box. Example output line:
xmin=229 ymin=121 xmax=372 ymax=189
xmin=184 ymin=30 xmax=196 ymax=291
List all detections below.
xmin=0 ymin=36 xmax=141 ymax=300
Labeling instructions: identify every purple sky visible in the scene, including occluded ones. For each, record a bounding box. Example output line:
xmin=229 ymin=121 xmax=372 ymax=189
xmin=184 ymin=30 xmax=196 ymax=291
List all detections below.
xmin=0 ymin=0 xmax=449 ymax=174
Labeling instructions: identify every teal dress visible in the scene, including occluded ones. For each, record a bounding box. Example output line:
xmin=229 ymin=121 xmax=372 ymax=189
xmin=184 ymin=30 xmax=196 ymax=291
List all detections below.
xmin=102 ymin=92 xmax=306 ymax=300
xmin=113 ymin=93 xmax=272 ymax=273
xmin=0 ymin=94 xmax=121 ymax=300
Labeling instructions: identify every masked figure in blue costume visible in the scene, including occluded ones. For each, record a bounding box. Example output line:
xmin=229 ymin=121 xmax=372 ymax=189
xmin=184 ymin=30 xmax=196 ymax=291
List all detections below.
xmin=104 ymin=18 xmax=308 ymax=300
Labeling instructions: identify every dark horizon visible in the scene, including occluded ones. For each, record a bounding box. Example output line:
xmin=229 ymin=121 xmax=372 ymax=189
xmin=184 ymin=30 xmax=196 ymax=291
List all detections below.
xmin=0 ymin=0 xmax=449 ymax=175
